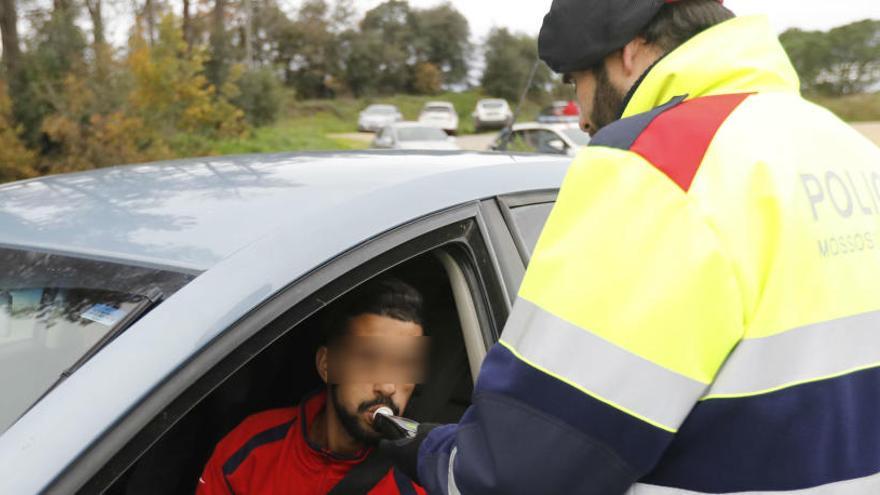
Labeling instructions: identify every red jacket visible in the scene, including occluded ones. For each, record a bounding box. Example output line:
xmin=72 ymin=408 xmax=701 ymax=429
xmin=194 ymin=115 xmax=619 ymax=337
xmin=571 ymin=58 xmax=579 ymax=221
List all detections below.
xmin=197 ymin=391 xmax=426 ymax=494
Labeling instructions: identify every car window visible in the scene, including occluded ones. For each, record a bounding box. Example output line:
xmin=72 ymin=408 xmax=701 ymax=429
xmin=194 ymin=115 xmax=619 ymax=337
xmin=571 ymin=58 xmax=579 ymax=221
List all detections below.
xmin=365 ymin=105 xmax=396 ymax=115
xmin=397 ymin=127 xmax=448 ymax=141
xmin=534 ymin=130 xmax=568 ymax=154
xmin=507 ymin=130 xmax=537 ymax=153
xmin=562 ymin=127 xmax=591 ymax=146
xmin=509 ymin=202 xmax=555 ymax=258
xmin=481 ymin=102 xmax=505 ymax=110
xmin=424 ymin=106 xmax=453 ymax=114
xmin=90 ymin=209 xmax=509 ymax=495
xmin=0 ymin=247 xmax=194 ymax=433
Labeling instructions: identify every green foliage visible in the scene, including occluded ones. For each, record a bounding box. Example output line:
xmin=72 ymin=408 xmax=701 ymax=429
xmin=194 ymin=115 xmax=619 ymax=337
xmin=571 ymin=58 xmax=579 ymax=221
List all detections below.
xmin=0 ymin=80 xmax=37 ymax=182
xmin=481 ymin=28 xmax=552 ymax=102
xmin=780 ymin=20 xmax=880 ymax=96
xmin=234 ymin=68 xmax=285 ymax=126
xmin=127 ymin=14 xmax=246 ymax=139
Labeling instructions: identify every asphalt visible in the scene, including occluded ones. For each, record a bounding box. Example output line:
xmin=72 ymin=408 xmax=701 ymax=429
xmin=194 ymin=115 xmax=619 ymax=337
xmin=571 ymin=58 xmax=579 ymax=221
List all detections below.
xmin=329 ymin=132 xmax=499 ymax=152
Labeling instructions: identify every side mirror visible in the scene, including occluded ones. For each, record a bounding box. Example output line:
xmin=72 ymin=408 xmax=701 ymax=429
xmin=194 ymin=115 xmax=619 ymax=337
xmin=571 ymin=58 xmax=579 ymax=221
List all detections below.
xmin=547 ymin=139 xmax=567 ymax=154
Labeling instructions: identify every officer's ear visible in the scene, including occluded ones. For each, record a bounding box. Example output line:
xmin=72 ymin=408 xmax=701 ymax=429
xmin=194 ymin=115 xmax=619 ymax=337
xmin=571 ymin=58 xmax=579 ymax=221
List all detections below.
xmin=616 ymin=36 xmax=663 ymax=87
xmin=316 ymin=346 xmax=330 ymax=384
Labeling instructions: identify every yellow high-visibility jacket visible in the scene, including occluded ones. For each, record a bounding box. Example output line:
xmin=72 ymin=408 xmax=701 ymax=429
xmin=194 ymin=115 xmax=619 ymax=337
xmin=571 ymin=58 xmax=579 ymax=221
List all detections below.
xmin=418 ymin=16 xmax=880 ymax=494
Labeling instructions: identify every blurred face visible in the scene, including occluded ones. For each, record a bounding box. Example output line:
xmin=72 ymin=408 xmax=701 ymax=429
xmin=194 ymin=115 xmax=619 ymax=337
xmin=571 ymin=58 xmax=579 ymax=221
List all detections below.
xmin=318 ymin=314 xmax=427 ymax=445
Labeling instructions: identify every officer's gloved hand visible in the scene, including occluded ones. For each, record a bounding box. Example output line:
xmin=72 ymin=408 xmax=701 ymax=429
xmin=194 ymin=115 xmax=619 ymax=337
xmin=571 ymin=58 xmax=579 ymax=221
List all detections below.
xmin=377 ymin=423 xmax=439 ymax=484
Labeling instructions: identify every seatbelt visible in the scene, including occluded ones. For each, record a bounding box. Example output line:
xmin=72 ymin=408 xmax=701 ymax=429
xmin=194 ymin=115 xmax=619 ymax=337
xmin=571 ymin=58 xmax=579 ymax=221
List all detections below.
xmin=327 ymin=450 xmax=394 ymax=495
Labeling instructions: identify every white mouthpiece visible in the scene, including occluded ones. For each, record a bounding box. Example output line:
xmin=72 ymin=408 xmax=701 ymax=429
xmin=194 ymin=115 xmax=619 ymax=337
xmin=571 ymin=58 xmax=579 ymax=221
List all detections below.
xmin=373 ymin=406 xmax=394 ymax=420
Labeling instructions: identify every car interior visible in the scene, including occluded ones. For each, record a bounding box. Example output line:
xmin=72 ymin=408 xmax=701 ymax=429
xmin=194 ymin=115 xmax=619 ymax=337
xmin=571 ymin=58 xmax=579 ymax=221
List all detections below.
xmin=104 ymin=250 xmax=479 ymax=495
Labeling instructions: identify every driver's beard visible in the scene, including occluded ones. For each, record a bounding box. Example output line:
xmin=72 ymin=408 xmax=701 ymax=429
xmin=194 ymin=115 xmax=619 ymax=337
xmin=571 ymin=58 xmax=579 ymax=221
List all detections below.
xmin=329 ymin=385 xmax=399 ymax=446
xmin=591 ymin=64 xmax=627 ymax=132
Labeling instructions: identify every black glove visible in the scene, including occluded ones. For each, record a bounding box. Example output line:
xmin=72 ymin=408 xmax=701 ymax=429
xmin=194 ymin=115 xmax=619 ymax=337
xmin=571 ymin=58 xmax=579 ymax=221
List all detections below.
xmin=377 ymin=423 xmax=440 ymax=484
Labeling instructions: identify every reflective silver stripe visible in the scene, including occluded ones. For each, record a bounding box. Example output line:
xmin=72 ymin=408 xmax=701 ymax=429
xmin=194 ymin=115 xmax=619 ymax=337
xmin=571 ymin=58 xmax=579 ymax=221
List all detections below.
xmin=707 ymin=310 xmax=880 ymax=398
xmin=447 ymin=447 xmax=462 ymax=495
xmin=628 ymin=471 xmax=880 ymax=494
xmin=501 ymin=298 xmax=707 ymax=432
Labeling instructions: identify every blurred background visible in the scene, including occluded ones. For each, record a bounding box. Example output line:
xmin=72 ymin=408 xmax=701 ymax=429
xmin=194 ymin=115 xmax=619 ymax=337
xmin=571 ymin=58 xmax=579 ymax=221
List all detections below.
xmin=1 ymin=0 xmax=879 ymax=183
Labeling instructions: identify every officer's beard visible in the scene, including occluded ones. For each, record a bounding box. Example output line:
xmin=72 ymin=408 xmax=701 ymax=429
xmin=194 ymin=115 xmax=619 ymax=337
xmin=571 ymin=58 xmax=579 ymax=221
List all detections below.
xmin=591 ymin=63 xmax=626 ymax=132
xmin=329 ymin=384 xmax=400 ymax=446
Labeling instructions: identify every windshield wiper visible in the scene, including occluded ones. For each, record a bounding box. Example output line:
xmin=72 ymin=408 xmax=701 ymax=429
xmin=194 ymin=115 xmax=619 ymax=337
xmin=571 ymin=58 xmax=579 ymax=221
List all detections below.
xmin=62 ymin=286 xmax=165 ymax=380
xmin=22 ymin=287 xmax=165 ymax=416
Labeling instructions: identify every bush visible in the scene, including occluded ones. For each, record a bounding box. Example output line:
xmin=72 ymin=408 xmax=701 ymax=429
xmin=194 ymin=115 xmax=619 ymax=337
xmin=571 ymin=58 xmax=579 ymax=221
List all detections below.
xmin=235 ymin=68 xmax=285 ymax=126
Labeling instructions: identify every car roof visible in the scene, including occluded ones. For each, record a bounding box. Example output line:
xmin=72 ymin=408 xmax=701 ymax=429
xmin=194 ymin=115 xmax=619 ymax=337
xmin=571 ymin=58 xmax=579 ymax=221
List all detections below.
xmin=424 ymin=101 xmax=454 ymax=107
xmin=511 ymin=122 xmax=580 ymax=131
xmin=478 ymin=98 xmax=507 ymax=104
xmin=0 ymin=151 xmax=567 ymax=273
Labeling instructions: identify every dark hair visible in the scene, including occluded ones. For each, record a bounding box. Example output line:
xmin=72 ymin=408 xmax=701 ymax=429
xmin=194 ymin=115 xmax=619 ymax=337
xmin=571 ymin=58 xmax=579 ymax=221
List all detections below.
xmin=321 ymin=276 xmax=425 ymax=346
xmin=640 ymin=0 xmax=735 ymax=54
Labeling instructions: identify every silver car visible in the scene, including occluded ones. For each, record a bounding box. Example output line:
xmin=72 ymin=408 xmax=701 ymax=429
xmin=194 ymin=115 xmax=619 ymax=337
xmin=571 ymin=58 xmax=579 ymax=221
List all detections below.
xmin=472 ymin=99 xmax=513 ymax=133
xmin=372 ymin=123 xmax=460 ymax=151
xmin=0 ymin=151 xmax=567 ymax=494
xmin=357 ymin=104 xmax=403 ymax=132
xmin=491 ymin=122 xmax=592 ymax=157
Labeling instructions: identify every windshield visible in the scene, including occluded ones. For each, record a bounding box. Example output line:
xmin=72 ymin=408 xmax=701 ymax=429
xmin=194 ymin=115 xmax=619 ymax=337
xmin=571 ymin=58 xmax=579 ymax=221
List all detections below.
xmin=0 ymin=247 xmax=194 ymax=432
xmin=365 ymin=105 xmax=397 ymax=115
xmin=562 ymin=128 xmax=592 ymax=145
xmin=481 ymin=101 xmax=506 ymax=110
xmin=397 ymin=127 xmax=449 ymax=141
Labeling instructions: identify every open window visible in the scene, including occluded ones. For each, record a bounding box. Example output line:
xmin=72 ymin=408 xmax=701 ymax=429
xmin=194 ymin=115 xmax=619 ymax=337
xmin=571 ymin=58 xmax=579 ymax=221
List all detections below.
xmin=77 ymin=207 xmax=508 ymax=495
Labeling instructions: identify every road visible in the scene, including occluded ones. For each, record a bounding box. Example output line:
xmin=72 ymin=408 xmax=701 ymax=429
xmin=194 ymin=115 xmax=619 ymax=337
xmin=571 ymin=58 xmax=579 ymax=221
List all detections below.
xmin=852 ymin=122 xmax=880 ymax=146
xmin=329 ymin=132 xmax=498 ymax=151
xmin=335 ymin=123 xmax=880 ymax=152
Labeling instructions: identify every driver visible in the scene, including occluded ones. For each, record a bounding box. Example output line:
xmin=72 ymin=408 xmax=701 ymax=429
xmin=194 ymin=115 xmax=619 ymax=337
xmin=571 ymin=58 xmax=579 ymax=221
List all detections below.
xmin=197 ymin=277 xmax=428 ymax=494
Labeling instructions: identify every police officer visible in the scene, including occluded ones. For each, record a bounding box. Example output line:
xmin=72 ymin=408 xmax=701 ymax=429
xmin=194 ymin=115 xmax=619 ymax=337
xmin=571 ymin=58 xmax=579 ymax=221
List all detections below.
xmin=381 ymin=0 xmax=880 ymax=493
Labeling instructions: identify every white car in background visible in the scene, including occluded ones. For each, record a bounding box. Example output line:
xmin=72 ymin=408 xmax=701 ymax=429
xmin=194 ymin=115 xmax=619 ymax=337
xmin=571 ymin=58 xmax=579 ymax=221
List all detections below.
xmin=358 ymin=104 xmax=404 ymax=132
xmin=418 ymin=102 xmax=459 ymax=135
xmin=372 ymin=123 xmax=461 ymax=150
xmin=490 ymin=122 xmax=591 ymax=157
xmin=472 ymin=99 xmax=513 ymax=132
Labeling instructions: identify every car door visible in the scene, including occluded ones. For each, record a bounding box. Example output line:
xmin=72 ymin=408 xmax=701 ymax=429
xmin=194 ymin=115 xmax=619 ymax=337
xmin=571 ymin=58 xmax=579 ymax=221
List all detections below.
xmin=54 ymin=202 xmax=515 ymax=494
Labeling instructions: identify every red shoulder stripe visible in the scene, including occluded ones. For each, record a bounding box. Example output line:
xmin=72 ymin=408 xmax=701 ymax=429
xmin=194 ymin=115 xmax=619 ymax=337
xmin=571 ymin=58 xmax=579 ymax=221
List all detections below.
xmin=630 ymin=93 xmax=751 ymax=191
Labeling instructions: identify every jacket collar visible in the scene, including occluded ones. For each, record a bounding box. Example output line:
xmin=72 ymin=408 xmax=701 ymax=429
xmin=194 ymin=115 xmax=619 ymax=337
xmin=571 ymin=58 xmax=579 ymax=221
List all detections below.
xmin=622 ymin=15 xmax=801 ymax=118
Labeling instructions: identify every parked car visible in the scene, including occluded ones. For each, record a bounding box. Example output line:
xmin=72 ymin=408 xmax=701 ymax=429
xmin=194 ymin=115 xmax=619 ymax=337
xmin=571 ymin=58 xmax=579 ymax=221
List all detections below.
xmin=372 ymin=122 xmax=460 ymax=150
xmin=472 ymin=99 xmax=513 ymax=132
xmin=490 ymin=122 xmax=591 ymax=157
xmin=418 ymin=101 xmax=459 ymax=135
xmin=357 ymin=104 xmax=403 ymax=132
xmin=537 ymin=100 xmax=580 ymax=124
xmin=0 ymin=151 xmax=568 ymax=494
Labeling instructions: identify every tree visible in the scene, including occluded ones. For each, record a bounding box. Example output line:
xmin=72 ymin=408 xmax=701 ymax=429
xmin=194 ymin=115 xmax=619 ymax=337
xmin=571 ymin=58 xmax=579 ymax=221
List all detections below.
xmin=0 ymin=80 xmax=36 ymax=182
xmin=412 ymin=2 xmax=470 ymax=86
xmin=481 ymin=28 xmax=551 ymax=102
xmin=779 ymin=28 xmax=830 ymax=94
xmin=780 ymin=20 xmax=880 ymax=96
xmin=128 ymin=14 xmax=246 ymax=139
xmin=824 ymin=20 xmax=880 ymax=95
xmin=360 ymin=0 xmax=417 ymax=94
xmin=413 ymin=62 xmax=441 ymax=94
xmin=0 ymin=0 xmax=21 ymax=80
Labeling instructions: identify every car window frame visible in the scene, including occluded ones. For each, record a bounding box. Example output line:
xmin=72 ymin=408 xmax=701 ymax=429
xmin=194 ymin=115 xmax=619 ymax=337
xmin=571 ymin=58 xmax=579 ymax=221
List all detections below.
xmin=56 ymin=201 xmax=511 ymax=494
xmin=496 ymin=190 xmax=559 ymax=265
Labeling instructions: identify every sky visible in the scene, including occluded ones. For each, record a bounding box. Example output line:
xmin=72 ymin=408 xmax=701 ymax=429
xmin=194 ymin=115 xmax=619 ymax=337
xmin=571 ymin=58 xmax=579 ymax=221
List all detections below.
xmin=358 ymin=0 xmax=880 ymax=40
